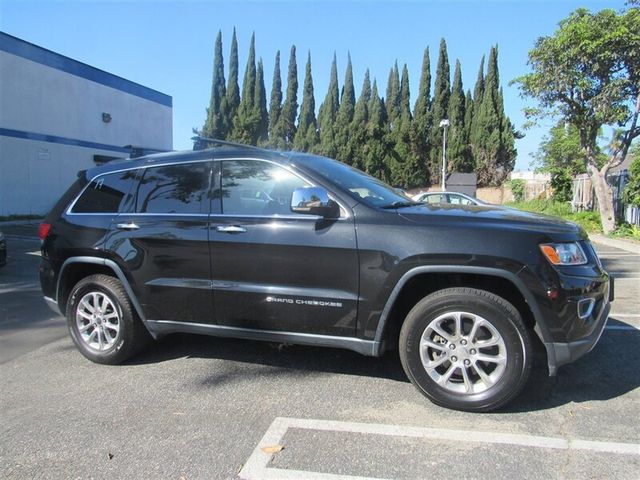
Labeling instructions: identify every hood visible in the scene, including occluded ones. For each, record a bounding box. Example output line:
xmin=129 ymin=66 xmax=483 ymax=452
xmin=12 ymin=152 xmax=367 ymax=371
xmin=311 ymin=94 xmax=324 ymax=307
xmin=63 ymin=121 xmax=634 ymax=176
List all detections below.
xmin=397 ymin=204 xmax=584 ymax=236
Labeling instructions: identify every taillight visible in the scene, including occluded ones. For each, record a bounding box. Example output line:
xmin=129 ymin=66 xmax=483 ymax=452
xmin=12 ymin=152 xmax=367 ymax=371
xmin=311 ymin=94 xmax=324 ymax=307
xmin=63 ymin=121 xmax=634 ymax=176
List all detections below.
xmin=38 ymin=223 xmax=51 ymax=240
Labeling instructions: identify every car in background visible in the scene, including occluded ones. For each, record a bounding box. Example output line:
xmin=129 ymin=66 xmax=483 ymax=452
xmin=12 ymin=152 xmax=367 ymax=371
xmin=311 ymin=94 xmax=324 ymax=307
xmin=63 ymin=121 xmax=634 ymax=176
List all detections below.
xmin=412 ymin=191 xmax=484 ymax=206
xmin=0 ymin=230 xmax=6 ymax=267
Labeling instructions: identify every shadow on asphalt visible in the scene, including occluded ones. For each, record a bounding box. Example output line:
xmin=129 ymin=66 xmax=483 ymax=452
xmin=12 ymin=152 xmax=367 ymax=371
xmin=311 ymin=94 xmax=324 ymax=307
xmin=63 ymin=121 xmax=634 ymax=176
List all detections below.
xmin=126 ymin=318 xmax=640 ymax=412
xmin=504 ymin=318 xmax=640 ymax=413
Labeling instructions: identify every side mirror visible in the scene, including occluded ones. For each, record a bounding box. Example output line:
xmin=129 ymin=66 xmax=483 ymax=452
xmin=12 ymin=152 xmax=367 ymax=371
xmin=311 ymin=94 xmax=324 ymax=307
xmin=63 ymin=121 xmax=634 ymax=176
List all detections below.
xmin=291 ymin=187 xmax=339 ymax=218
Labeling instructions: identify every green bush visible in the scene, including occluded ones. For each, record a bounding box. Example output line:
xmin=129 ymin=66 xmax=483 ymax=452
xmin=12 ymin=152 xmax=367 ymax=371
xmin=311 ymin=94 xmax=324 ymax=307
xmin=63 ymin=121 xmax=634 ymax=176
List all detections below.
xmin=507 ymin=179 xmax=526 ymax=202
xmin=506 ymin=199 xmax=602 ymax=233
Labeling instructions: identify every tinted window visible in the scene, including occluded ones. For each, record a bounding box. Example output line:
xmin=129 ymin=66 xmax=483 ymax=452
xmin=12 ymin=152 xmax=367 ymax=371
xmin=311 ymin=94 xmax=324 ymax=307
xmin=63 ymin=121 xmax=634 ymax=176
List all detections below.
xmin=221 ymin=160 xmax=309 ymax=216
xmin=135 ymin=163 xmax=211 ymax=214
xmin=296 ymin=156 xmax=414 ymax=208
xmin=72 ymin=171 xmax=137 ymax=213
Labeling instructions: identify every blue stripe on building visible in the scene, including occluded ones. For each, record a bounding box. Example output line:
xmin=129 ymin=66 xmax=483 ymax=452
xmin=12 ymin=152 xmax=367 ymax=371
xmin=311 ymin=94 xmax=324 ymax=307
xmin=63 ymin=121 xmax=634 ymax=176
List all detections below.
xmin=0 ymin=32 xmax=172 ymax=108
xmin=0 ymin=128 xmax=132 ymax=154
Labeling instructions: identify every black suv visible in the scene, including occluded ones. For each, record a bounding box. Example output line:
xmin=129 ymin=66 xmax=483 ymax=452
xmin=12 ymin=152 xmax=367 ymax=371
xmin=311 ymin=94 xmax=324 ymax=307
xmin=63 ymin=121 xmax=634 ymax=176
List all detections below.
xmin=39 ymin=143 xmax=612 ymax=411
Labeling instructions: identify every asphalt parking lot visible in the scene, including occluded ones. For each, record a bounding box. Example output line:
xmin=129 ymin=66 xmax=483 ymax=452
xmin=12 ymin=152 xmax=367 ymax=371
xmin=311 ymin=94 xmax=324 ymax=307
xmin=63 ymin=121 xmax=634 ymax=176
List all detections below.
xmin=1 ymin=224 xmax=639 ymax=479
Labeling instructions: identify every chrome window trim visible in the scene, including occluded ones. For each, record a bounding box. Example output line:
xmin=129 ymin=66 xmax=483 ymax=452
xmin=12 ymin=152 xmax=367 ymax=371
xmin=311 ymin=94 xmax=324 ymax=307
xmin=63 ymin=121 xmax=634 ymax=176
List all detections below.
xmin=65 ymin=156 xmax=351 ymax=220
xmin=65 ymin=158 xmax=214 ymax=216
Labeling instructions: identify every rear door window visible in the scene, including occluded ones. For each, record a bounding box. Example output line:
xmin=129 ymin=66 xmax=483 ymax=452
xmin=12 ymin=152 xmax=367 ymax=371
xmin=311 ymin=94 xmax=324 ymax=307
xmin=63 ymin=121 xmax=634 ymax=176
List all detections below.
xmin=135 ymin=162 xmax=212 ymax=214
xmin=71 ymin=170 xmax=137 ymax=214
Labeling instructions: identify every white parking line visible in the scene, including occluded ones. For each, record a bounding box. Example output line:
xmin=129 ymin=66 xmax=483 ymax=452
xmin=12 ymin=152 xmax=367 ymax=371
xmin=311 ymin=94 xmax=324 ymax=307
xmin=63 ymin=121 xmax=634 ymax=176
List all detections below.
xmin=26 ymin=251 xmax=41 ymax=257
xmin=610 ymin=313 xmax=640 ymax=318
xmin=239 ymin=417 xmax=640 ymax=480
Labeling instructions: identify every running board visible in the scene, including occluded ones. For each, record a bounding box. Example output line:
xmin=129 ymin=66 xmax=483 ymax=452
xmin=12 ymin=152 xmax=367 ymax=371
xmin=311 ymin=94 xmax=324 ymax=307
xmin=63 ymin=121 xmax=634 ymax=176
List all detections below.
xmin=146 ymin=320 xmax=381 ymax=357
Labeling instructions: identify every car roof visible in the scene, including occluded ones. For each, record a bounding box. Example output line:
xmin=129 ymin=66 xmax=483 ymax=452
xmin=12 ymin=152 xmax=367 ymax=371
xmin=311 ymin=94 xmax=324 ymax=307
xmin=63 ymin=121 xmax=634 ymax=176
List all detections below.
xmin=84 ymin=145 xmax=294 ymax=179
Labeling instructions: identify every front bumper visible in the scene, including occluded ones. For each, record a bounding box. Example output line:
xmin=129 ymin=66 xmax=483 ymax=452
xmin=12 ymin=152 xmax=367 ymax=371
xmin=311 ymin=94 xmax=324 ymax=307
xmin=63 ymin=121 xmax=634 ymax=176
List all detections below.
xmin=544 ymin=275 xmax=612 ymax=375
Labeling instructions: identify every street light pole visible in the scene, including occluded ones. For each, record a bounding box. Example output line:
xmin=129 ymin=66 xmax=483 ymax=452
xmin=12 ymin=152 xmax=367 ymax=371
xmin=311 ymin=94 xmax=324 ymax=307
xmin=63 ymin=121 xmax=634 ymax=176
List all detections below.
xmin=439 ymin=119 xmax=450 ymax=191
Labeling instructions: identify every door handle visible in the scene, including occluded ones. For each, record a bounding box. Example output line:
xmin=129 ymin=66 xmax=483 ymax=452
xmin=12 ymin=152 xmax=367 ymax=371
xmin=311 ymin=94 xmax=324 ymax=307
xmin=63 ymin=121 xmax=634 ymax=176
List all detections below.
xmin=215 ymin=225 xmax=247 ymax=234
xmin=116 ymin=222 xmax=140 ymax=230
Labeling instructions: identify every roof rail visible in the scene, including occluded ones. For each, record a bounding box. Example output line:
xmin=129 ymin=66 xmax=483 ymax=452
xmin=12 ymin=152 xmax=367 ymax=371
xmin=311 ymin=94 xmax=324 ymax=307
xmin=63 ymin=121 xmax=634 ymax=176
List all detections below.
xmin=191 ymin=135 xmax=270 ymax=152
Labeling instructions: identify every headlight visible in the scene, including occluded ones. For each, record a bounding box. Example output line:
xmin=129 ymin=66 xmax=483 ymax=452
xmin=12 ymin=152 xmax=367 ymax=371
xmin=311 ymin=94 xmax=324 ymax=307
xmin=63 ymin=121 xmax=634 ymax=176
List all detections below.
xmin=539 ymin=242 xmax=588 ymax=265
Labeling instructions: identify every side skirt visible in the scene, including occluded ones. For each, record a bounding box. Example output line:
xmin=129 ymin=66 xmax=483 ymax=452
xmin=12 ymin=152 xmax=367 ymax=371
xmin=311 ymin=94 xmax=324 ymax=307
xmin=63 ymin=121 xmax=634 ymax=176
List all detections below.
xmin=146 ymin=320 xmax=381 ymax=357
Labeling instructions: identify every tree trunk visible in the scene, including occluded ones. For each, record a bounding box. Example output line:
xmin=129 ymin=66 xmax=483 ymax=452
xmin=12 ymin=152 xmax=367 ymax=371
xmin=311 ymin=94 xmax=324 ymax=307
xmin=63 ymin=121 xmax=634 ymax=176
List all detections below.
xmin=587 ymin=164 xmax=616 ymax=234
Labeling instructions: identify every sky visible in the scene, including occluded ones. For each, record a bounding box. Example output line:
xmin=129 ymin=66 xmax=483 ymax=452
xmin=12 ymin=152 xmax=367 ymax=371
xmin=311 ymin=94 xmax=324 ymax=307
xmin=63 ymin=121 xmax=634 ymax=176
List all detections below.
xmin=0 ymin=0 xmax=627 ymax=171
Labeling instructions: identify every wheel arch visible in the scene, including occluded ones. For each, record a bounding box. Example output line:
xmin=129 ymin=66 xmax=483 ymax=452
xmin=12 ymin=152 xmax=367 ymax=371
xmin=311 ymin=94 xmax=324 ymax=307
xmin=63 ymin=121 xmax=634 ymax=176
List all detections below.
xmin=372 ymin=266 xmax=553 ymax=368
xmin=56 ymin=256 xmax=152 ymax=335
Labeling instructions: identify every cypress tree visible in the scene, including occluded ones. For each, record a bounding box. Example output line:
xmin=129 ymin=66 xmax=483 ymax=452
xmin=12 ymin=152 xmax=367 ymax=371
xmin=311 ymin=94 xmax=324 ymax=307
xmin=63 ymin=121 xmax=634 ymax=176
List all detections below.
xmin=293 ymin=52 xmax=318 ymax=151
xmin=473 ymin=55 xmax=485 ymax=104
xmin=335 ymin=53 xmax=356 ymax=164
xmin=278 ymin=45 xmax=298 ymax=149
xmin=448 ymin=60 xmax=472 ymax=172
xmin=464 ymin=89 xmax=474 ymax=158
xmin=390 ymin=64 xmax=417 ymax=186
xmin=365 ymin=79 xmax=391 ymax=182
xmin=202 ymin=30 xmax=226 ymax=140
xmin=473 ymin=45 xmax=505 ymax=186
xmin=413 ymin=47 xmax=432 ymax=186
xmin=469 ymin=55 xmax=485 ymax=167
xmin=222 ymin=28 xmax=240 ymax=137
xmin=348 ymin=69 xmax=371 ymax=170
xmin=255 ymin=59 xmax=268 ymax=144
xmin=385 ymin=62 xmax=401 ymax=126
xmin=230 ymin=33 xmax=258 ymax=143
xmin=318 ymin=53 xmax=340 ymax=157
xmin=268 ymin=51 xmax=284 ymax=148
xmin=428 ymin=38 xmax=451 ymax=186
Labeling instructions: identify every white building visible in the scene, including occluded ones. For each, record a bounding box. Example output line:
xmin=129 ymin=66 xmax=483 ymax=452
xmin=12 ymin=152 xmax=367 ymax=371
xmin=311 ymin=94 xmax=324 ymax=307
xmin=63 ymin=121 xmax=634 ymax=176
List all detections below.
xmin=0 ymin=33 xmax=173 ymax=216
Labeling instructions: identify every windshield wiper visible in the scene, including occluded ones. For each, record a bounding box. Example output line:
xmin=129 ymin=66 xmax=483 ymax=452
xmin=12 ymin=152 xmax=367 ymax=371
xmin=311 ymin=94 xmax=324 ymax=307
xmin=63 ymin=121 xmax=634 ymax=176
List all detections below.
xmin=380 ymin=201 xmax=424 ymax=209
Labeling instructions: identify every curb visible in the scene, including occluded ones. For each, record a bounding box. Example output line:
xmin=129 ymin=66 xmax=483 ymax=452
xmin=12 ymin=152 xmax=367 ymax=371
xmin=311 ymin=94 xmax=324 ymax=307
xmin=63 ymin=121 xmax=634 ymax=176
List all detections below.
xmin=590 ymin=234 xmax=640 ymax=254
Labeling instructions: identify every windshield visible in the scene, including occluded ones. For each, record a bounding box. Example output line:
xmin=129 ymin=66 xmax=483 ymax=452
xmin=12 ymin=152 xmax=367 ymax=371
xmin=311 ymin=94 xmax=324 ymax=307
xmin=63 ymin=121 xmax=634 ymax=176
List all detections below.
xmin=300 ymin=156 xmax=416 ymax=208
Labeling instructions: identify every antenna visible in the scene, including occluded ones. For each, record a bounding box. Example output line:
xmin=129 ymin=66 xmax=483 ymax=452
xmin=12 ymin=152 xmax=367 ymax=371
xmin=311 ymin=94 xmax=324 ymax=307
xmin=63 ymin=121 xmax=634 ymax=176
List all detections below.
xmin=191 ymin=135 xmax=271 ymax=152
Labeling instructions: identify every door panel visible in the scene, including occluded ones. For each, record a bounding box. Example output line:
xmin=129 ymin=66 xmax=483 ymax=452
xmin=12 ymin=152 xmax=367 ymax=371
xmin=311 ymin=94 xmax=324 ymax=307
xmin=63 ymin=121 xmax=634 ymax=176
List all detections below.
xmin=210 ymin=159 xmax=359 ymax=336
xmin=105 ymin=160 xmax=214 ymax=323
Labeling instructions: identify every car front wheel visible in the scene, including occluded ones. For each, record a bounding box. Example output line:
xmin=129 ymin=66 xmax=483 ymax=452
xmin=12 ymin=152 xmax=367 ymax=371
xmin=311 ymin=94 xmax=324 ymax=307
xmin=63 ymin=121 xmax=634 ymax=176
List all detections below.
xmin=399 ymin=287 xmax=532 ymax=412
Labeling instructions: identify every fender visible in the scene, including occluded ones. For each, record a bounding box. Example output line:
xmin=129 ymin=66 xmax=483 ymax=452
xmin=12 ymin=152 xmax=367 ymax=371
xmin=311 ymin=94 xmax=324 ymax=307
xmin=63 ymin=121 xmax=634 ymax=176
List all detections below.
xmin=55 ymin=256 xmax=155 ymax=337
xmin=371 ymin=265 xmax=556 ymax=372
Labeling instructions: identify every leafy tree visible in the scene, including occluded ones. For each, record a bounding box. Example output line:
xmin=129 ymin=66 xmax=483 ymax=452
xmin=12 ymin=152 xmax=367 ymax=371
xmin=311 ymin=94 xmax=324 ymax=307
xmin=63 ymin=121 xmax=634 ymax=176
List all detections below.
xmin=318 ymin=53 xmax=340 ymax=157
xmin=222 ymin=28 xmax=240 ymax=137
xmin=514 ymin=7 xmax=640 ymax=233
xmin=413 ymin=47 xmax=432 ymax=186
xmin=533 ymin=122 xmax=589 ymax=202
xmin=448 ymin=60 xmax=471 ymax=172
xmin=622 ymin=145 xmax=640 ymax=207
xmin=335 ymin=54 xmax=356 ymax=164
xmin=293 ymin=52 xmax=319 ymax=151
xmin=202 ymin=30 xmax=226 ymax=139
xmin=278 ymin=45 xmax=299 ymax=149
xmin=268 ymin=51 xmax=284 ymax=148
xmin=428 ymin=39 xmax=451 ymax=186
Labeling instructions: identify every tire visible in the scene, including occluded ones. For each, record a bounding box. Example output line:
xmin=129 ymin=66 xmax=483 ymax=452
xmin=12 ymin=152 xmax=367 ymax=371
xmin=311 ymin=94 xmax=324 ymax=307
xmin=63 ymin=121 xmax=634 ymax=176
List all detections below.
xmin=399 ymin=287 xmax=532 ymax=412
xmin=66 ymin=274 xmax=150 ymax=364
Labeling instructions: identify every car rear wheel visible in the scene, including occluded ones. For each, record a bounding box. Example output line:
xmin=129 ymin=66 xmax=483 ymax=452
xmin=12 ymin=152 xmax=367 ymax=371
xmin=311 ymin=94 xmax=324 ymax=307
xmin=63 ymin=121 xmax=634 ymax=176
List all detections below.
xmin=66 ymin=274 xmax=150 ymax=364
xmin=399 ymin=287 xmax=532 ymax=412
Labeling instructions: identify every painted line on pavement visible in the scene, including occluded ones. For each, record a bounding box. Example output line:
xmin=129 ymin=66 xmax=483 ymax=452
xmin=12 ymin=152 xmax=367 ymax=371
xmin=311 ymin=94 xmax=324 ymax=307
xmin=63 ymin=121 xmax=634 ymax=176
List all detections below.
xmin=26 ymin=251 xmax=41 ymax=257
xmin=605 ymin=325 xmax=640 ymax=331
xmin=239 ymin=417 xmax=640 ymax=480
